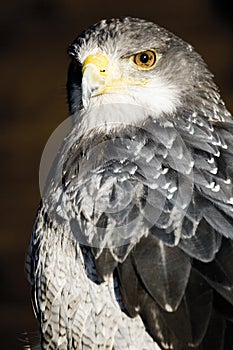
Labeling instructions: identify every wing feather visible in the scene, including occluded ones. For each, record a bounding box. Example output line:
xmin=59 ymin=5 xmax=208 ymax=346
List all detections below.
xmin=132 ymin=234 xmax=191 ymax=312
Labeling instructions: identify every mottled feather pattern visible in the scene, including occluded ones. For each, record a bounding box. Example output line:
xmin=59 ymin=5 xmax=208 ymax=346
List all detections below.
xmin=28 ymin=207 xmax=161 ymax=349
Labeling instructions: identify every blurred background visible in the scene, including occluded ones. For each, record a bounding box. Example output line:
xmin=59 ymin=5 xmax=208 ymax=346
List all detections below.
xmin=0 ymin=0 xmax=232 ymax=348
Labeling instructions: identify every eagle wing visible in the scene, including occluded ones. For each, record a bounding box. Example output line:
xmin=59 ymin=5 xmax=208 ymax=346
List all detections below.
xmin=56 ymin=104 xmax=233 ymax=349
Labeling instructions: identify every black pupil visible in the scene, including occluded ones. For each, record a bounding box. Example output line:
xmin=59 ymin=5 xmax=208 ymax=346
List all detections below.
xmin=140 ymin=53 xmax=149 ymax=63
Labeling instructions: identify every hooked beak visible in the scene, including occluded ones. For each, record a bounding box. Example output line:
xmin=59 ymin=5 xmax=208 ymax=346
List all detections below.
xmin=81 ymin=52 xmax=151 ymax=109
xmin=81 ymin=53 xmax=109 ymax=109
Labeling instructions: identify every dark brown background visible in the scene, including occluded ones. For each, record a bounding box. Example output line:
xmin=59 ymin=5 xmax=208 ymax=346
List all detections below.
xmin=1 ymin=1 xmax=232 ymax=349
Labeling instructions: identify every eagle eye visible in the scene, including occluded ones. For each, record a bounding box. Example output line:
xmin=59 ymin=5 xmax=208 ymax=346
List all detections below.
xmin=132 ymin=50 xmax=157 ymax=69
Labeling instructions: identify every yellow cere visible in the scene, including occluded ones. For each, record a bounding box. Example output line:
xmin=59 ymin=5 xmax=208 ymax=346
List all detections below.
xmin=82 ymin=53 xmax=109 ymax=77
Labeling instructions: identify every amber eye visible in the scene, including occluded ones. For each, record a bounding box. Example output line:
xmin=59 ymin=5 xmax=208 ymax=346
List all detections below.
xmin=132 ymin=50 xmax=157 ymax=69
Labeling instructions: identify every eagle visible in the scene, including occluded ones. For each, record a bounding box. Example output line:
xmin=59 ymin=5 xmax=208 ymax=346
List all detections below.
xmin=27 ymin=17 xmax=233 ymax=349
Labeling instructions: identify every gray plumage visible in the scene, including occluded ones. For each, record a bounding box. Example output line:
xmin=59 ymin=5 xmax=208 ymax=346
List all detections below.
xmin=27 ymin=17 xmax=233 ymax=349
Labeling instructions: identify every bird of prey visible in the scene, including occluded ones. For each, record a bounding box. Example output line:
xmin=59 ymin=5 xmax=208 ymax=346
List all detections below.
xmin=27 ymin=17 xmax=233 ymax=349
